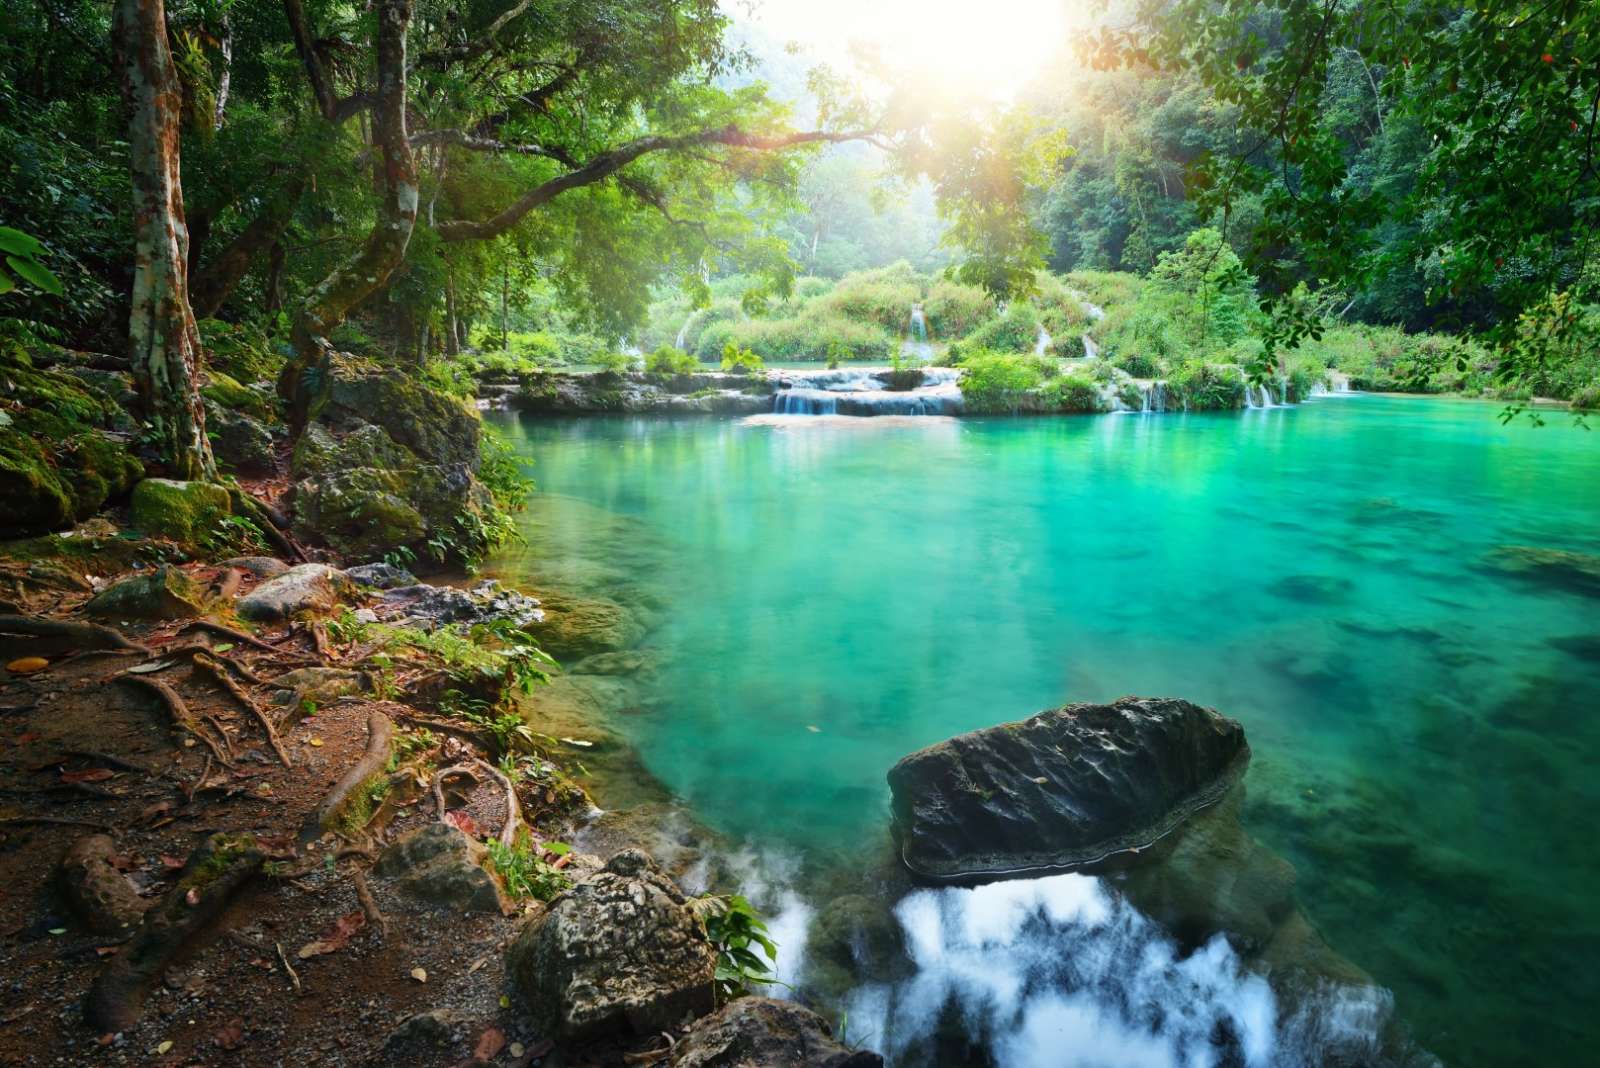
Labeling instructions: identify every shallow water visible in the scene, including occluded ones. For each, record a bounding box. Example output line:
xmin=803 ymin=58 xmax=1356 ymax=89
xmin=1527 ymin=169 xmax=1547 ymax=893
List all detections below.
xmin=486 ymin=397 xmax=1600 ymax=1066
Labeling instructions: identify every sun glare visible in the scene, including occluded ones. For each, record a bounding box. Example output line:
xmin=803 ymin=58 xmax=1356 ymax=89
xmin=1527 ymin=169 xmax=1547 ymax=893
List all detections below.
xmin=749 ymin=0 xmax=1075 ymax=100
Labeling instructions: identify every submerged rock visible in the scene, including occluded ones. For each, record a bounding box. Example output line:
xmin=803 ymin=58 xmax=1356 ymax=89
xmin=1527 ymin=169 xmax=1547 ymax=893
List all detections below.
xmin=84 ymin=565 xmax=205 ymax=620
xmin=886 ymin=697 xmax=1249 ymax=881
xmin=505 ymin=848 xmax=715 ymax=1041
xmin=533 ymin=591 xmax=641 ymax=662
xmin=377 ymin=579 xmax=542 ymax=630
xmin=375 ymin=824 xmax=507 ymax=914
xmin=671 ymin=997 xmax=883 ymax=1068
xmin=236 ymin=563 xmax=355 ymax=622
xmin=128 ymin=478 xmax=232 ymax=545
xmin=1483 ymin=544 xmax=1600 ymax=598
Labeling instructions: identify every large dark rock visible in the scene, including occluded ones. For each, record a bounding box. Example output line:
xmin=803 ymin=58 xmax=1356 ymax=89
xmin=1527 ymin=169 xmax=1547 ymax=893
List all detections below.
xmin=671 ymin=998 xmax=883 ymax=1068
xmin=84 ymin=565 xmax=206 ymax=620
xmin=887 ymin=697 xmax=1249 ymax=881
xmin=505 ymin=848 xmax=715 ymax=1041
xmin=375 ymin=824 xmax=507 ymax=914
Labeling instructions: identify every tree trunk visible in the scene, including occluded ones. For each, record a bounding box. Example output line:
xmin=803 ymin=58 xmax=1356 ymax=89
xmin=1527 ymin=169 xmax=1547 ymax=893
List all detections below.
xmin=277 ymin=0 xmax=417 ymax=431
xmin=444 ymin=272 xmax=459 ymax=356
xmin=192 ymin=174 xmax=306 ymax=319
xmin=264 ymin=240 xmax=286 ymax=313
xmin=117 ymin=0 xmax=215 ymax=480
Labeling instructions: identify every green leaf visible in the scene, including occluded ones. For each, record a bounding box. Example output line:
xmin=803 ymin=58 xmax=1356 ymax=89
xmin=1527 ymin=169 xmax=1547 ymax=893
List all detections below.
xmin=6 ymin=255 xmax=63 ymax=296
xmin=0 ymin=227 xmax=44 ymax=258
xmin=0 ymin=267 xmax=13 ymax=295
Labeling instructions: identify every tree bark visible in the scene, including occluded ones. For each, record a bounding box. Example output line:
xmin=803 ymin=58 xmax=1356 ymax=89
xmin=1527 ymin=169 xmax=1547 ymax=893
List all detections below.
xmin=277 ymin=0 xmax=417 ymax=431
xmin=192 ymin=174 xmax=306 ymax=319
xmin=116 ymin=0 xmax=215 ymax=480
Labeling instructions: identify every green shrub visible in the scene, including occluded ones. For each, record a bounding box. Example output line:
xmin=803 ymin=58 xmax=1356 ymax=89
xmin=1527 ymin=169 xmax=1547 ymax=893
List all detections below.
xmin=694 ymin=320 xmax=740 ymax=360
xmin=645 ymin=346 xmax=700 ymax=374
xmin=594 ymin=350 xmax=636 ymax=373
xmin=821 ymin=264 xmax=923 ymax=332
xmin=1114 ymin=353 xmax=1161 ymax=378
xmin=726 ymin=311 xmax=894 ymax=362
xmin=720 ymin=342 xmax=765 ymax=374
xmin=1169 ymin=360 xmax=1245 ymax=410
xmin=924 ymin=279 xmax=993 ymax=338
xmin=1039 ymin=372 xmax=1104 ymax=413
xmin=959 ymin=351 xmax=1048 ymax=412
xmin=960 ymin=304 xmax=1041 ymax=354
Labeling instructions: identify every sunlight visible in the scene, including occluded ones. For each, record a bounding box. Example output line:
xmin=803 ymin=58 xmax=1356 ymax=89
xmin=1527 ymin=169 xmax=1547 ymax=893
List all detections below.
xmin=748 ymin=0 xmax=1074 ymax=99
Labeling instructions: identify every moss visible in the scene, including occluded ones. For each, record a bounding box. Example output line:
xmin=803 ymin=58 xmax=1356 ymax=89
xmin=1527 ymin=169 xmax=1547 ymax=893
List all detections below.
xmin=183 ymin=832 xmax=259 ymax=893
xmin=128 ymin=478 xmax=234 ymax=545
xmin=339 ymin=775 xmax=392 ymax=836
xmin=0 ymin=344 xmax=144 ymax=537
xmin=198 ymin=319 xmax=285 ymax=384
xmin=201 ymin=370 xmax=272 ymax=419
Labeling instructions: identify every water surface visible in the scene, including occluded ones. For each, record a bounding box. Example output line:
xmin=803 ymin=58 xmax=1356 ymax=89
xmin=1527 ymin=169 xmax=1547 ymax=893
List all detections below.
xmin=487 ymin=397 xmax=1600 ymax=1066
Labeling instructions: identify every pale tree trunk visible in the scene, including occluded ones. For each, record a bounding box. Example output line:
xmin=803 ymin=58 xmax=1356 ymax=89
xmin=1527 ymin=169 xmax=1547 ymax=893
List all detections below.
xmin=277 ymin=0 xmax=417 ymax=431
xmin=117 ymin=0 xmax=215 ymax=480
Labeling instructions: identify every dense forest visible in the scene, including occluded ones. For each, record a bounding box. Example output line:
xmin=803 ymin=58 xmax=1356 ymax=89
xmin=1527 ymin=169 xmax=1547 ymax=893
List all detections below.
xmin=1 ymin=2 xmax=1598 ymax=1067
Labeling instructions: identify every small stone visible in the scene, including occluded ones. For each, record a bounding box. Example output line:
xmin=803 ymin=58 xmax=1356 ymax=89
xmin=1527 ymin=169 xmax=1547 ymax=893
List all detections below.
xmin=410 ymin=968 xmax=427 ymax=983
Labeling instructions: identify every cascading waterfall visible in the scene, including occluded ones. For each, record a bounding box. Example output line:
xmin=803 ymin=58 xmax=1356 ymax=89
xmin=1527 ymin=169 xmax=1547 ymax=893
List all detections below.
xmin=675 ymin=311 xmax=696 ymax=351
xmin=904 ymin=304 xmax=934 ymax=363
xmin=769 ymin=366 xmax=963 ymax=416
xmin=1035 ymin=324 xmax=1052 ymax=356
xmin=1082 ymin=334 xmax=1099 ymax=360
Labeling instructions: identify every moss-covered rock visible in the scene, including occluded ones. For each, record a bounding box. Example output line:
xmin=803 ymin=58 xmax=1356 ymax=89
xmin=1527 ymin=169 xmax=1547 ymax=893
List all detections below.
xmin=0 ymin=345 xmax=145 ymax=537
xmin=128 ymin=478 xmax=233 ymax=545
xmin=197 ymin=319 xmax=284 ymax=385
xmin=290 ymin=364 xmax=497 ymax=562
xmin=204 ymin=399 xmax=278 ymax=475
xmin=532 ymin=592 xmax=643 ymax=663
xmin=85 ymin=565 xmax=207 ymax=620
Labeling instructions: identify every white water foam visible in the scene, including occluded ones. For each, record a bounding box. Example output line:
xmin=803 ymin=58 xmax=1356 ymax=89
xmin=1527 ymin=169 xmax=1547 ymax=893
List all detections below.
xmin=839 ymin=873 xmax=1399 ymax=1068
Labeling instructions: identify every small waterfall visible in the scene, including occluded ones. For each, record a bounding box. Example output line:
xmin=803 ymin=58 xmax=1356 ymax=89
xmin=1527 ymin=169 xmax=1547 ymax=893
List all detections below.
xmin=769 ymin=366 xmax=962 ymax=417
xmin=1035 ymin=324 xmax=1052 ymax=356
xmin=675 ymin=310 xmax=697 ymax=351
xmin=903 ymin=304 xmax=933 ymax=363
xmin=1082 ymin=334 xmax=1099 ymax=360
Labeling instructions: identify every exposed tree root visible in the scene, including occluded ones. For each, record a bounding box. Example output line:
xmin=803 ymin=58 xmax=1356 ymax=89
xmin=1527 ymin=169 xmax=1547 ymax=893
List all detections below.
xmin=301 ymin=710 xmax=393 ymax=845
xmin=0 ymin=816 xmax=114 ymax=832
xmin=435 ymin=758 xmax=523 ymax=849
xmin=227 ymin=488 xmax=306 ymax=564
xmin=347 ymin=866 xmax=386 ymax=939
xmin=393 ymin=710 xmax=495 ymax=751
xmin=0 ymin=614 xmax=149 ymax=653
xmin=193 ymin=653 xmax=292 ymax=767
xmin=118 ymin=675 xmax=235 ymax=770
xmin=84 ymin=833 xmax=264 ymax=1032
xmin=177 ymin=619 xmax=278 ymax=652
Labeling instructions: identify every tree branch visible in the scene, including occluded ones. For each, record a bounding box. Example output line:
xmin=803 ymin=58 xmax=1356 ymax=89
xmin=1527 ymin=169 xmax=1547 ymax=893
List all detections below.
xmin=436 ymin=126 xmax=876 ymax=242
xmin=418 ymin=0 xmax=536 ymax=68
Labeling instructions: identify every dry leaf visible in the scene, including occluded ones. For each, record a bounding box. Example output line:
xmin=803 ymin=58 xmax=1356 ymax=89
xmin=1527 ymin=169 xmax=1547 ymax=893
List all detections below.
xmin=473 ymin=1026 xmax=506 ymax=1062
xmin=559 ymin=737 xmax=593 ymax=748
xmin=409 ymin=966 xmax=427 ymax=983
xmin=307 ymin=737 xmax=323 ymax=748
xmin=59 ymin=767 xmax=116 ymax=784
xmin=5 ymin=657 xmax=48 ymax=675
xmin=297 ymin=910 xmax=366 ymax=959
xmin=443 ymin=809 xmax=482 ymax=838
xmin=155 ymin=1040 xmax=173 ymax=1054
xmin=126 ymin=660 xmax=172 ymax=674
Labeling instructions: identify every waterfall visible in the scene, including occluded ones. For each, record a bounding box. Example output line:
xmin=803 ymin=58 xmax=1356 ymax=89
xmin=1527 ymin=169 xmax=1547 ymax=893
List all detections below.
xmin=675 ymin=310 xmax=696 ymax=351
xmin=1035 ymin=325 xmax=1052 ymax=356
xmin=904 ymin=304 xmax=933 ymax=363
xmin=1082 ymin=334 xmax=1099 ymax=360
xmin=770 ymin=366 xmax=963 ymax=417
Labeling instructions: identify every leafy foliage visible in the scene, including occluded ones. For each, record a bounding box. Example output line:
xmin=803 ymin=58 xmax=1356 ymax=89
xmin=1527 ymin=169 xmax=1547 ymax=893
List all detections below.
xmin=691 ymin=894 xmax=780 ymax=1002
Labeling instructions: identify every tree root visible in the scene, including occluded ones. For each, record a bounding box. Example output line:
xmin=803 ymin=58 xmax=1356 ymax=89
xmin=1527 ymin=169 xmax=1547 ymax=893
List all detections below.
xmin=300 ymin=711 xmax=393 ymax=845
xmin=193 ymin=653 xmax=292 ymax=767
xmin=177 ymin=619 xmax=279 ymax=652
xmin=227 ymin=488 xmax=306 ymax=564
xmin=84 ymin=832 xmax=264 ymax=1032
xmin=0 ymin=614 xmax=149 ymax=653
xmin=435 ymin=758 xmax=523 ymax=849
xmin=0 ymin=816 xmax=114 ymax=832
xmin=118 ymin=675 xmax=236 ymax=770
xmin=347 ymin=866 xmax=386 ymax=939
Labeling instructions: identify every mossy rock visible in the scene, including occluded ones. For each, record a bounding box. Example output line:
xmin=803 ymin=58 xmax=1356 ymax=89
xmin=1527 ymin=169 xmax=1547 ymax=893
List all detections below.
xmin=1484 ymin=545 xmax=1600 ymax=598
xmin=532 ymin=592 xmax=643 ymax=663
xmin=85 ymin=565 xmax=207 ymax=620
xmin=197 ymin=319 xmax=284 ymax=384
xmin=200 ymin=370 xmax=271 ymax=419
xmin=204 ymin=400 xmax=277 ymax=476
xmin=0 ymin=345 xmax=144 ymax=537
xmin=128 ymin=478 xmax=233 ymax=545
xmin=323 ymin=362 xmax=480 ymax=469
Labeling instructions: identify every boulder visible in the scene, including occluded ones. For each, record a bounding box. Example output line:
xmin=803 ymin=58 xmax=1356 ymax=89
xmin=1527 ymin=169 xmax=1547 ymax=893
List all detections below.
xmin=344 ymin=562 xmax=417 ymax=589
xmin=375 ymin=824 xmax=507 ymax=914
xmin=0 ymin=348 xmax=144 ymax=538
xmin=505 ymin=848 xmax=715 ymax=1041
xmin=84 ymin=565 xmax=205 ymax=620
xmin=128 ymin=478 xmax=232 ymax=545
xmin=236 ymin=563 xmax=355 ymax=622
xmin=804 ymin=894 xmax=909 ymax=998
xmin=887 ymin=697 xmax=1249 ymax=881
xmin=377 ymin=580 xmax=542 ymax=631
xmin=204 ymin=400 xmax=277 ymax=476
xmin=1483 ymin=545 xmax=1600 ymax=598
xmin=672 ymin=998 xmax=883 ymax=1068
xmin=270 ymin=666 xmax=369 ymax=707
xmin=220 ymin=556 xmax=291 ymax=579
xmin=533 ymin=591 xmax=641 ymax=662
xmin=378 ymin=1009 xmax=473 ymax=1063
xmin=57 ymin=835 xmax=148 ymax=934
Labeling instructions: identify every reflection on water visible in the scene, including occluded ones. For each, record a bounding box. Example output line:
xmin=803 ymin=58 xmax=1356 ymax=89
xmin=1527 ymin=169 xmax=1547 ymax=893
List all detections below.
xmin=486 ymin=397 xmax=1600 ymax=1066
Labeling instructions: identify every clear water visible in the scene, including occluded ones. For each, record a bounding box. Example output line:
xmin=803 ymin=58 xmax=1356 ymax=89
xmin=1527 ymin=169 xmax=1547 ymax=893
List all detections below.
xmin=486 ymin=398 xmax=1600 ymax=1066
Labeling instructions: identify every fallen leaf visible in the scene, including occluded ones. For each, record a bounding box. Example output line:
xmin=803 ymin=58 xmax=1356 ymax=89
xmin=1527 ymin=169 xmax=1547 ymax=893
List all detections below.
xmin=160 ymin=854 xmax=186 ymax=870
xmin=443 ymin=809 xmax=482 ymax=838
xmin=213 ymin=643 xmax=234 ymax=653
xmin=296 ymin=910 xmax=365 ymax=959
xmin=5 ymin=657 xmax=48 ymax=675
xmin=806 ymin=724 xmax=821 ymax=733
xmin=473 ymin=1027 xmax=506 ymax=1062
xmin=410 ymin=966 xmax=427 ymax=983
xmin=94 ymin=946 xmax=119 ymax=957
xmin=141 ymin=801 xmax=175 ymax=823
xmin=498 ymin=995 xmax=510 ymax=1009
xmin=126 ymin=660 xmax=173 ymax=674
xmin=156 ymin=1039 xmax=173 ymax=1054
xmin=510 ymin=1042 xmax=526 ymax=1059
xmin=47 ymin=927 xmax=66 ymax=936
xmin=307 ymin=737 xmax=323 ymax=748
xmin=216 ymin=1018 xmax=245 ymax=1050
xmin=11 ymin=732 xmax=40 ymax=745
xmin=559 ymin=737 xmax=593 ymax=748
xmin=185 ymin=888 xmax=200 ymax=906
xmin=59 ymin=767 xmax=116 ymax=784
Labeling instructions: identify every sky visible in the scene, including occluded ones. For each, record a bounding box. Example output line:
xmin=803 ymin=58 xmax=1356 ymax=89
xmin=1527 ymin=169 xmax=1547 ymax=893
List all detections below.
xmin=733 ymin=0 xmax=1085 ymax=101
